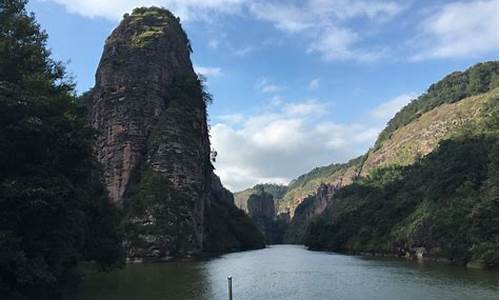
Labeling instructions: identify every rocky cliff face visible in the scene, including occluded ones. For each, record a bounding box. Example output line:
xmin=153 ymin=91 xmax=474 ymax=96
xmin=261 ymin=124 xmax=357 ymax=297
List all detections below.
xmin=247 ymin=192 xmax=275 ymax=220
xmin=245 ymin=192 xmax=288 ymax=244
xmin=234 ymin=183 xmax=288 ymax=213
xmin=89 ymin=8 xmax=200 ymax=204
xmin=87 ymin=7 xmax=264 ymax=259
xmin=283 ymin=167 xmax=356 ymax=243
xmin=233 ymin=185 xmax=289 ymax=243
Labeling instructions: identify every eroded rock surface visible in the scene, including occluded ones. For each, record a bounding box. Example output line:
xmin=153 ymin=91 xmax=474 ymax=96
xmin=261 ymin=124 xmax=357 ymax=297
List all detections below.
xmin=87 ymin=7 xmax=264 ymax=259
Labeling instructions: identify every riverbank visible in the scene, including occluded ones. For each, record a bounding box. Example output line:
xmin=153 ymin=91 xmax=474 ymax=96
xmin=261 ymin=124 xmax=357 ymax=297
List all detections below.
xmin=307 ymin=246 xmax=496 ymax=271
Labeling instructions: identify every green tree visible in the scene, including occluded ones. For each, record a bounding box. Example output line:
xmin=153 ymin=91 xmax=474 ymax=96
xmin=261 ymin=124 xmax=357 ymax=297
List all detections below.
xmin=0 ymin=1 xmax=124 ymax=298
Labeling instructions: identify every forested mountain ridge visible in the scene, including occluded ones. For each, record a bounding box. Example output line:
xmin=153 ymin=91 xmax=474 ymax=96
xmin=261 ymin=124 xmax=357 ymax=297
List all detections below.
xmin=305 ymin=100 xmax=498 ymax=268
xmin=294 ymin=62 xmax=498 ymax=268
xmin=375 ymin=61 xmax=498 ymax=148
xmin=275 ymin=61 xmax=498 ymax=223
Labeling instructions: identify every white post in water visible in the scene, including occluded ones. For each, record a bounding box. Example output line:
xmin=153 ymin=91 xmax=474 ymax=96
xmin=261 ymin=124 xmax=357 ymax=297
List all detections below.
xmin=227 ymin=275 xmax=233 ymax=300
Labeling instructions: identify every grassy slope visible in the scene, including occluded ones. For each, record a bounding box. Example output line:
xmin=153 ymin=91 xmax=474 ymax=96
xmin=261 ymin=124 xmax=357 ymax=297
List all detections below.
xmin=361 ymin=88 xmax=498 ymax=174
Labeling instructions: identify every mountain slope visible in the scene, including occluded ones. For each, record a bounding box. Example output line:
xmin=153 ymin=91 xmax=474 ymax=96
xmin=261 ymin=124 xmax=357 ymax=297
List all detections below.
xmin=375 ymin=61 xmax=498 ymax=148
xmin=360 ymin=88 xmax=498 ymax=175
xmin=300 ymin=64 xmax=498 ymax=268
xmin=283 ymin=62 xmax=498 ymax=245
xmin=306 ymin=129 xmax=498 ymax=268
xmin=276 ymin=158 xmax=363 ymax=218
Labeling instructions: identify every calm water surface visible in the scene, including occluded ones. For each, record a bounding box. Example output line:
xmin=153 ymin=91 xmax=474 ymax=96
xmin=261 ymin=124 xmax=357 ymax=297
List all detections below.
xmin=71 ymin=245 xmax=498 ymax=300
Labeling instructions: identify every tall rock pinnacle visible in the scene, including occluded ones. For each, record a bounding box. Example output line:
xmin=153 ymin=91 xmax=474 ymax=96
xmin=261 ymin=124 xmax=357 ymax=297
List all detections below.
xmin=87 ymin=7 xmax=264 ymax=259
xmin=90 ymin=8 xmax=203 ymax=203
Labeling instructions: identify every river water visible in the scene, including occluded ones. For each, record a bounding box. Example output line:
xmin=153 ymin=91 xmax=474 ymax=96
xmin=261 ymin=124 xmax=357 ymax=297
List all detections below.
xmin=70 ymin=245 xmax=498 ymax=300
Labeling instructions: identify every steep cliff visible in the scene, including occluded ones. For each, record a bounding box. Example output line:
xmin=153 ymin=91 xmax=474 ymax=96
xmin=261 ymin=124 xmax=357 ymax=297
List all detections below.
xmin=234 ymin=183 xmax=288 ymax=213
xmin=284 ymin=183 xmax=339 ymax=243
xmin=87 ymin=7 xmax=264 ymax=259
xmin=233 ymin=184 xmax=289 ymax=243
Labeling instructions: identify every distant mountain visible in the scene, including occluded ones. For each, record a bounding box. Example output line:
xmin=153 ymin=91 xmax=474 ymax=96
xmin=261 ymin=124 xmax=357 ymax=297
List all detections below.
xmin=234 ymin=184 xmax=289 ymax=243
xmin=234 ymin=183 xmax=288 ymax=213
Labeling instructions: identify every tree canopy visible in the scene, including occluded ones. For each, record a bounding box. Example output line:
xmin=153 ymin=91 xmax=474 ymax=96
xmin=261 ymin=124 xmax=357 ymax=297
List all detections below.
xmin=0 ymin=1 xmax=124 ymax=298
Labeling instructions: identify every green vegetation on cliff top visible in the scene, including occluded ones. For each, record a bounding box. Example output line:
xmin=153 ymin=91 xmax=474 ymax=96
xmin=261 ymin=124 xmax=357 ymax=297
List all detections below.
xmin=125 ymin=7 xmax=191 ymax=50
xmin=375 ymin=61 xmax=498 ymax=148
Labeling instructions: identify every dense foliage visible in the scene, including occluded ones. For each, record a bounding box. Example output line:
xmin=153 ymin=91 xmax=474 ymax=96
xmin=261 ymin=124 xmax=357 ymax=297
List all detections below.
xmin=288 ymin=163 xmax=347 ymax=190
xmin=205 ymin=198 xmax=266 ymax=253
xmin=375 ymin=61 xmax=498 ymax=148
xmin=305 ymin=94 xmax=499 ymax=268
xmin=124 ymin=169 xmax=195 ymax=258
xmin=127 ymin=7 xmax=191 ymax=51
xmin=0 ymin=1 xmax=124 ymax=298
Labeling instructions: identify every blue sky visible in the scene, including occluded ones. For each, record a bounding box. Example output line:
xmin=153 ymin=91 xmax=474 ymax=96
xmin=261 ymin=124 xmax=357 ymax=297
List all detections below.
xmin=28 ymin=0 xmax=499 ymax=191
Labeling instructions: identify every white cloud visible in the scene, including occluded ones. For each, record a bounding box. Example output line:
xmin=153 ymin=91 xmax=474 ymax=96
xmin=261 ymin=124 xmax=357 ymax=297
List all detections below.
xmin=249 ymin=0 xmax=403 ymax=33
xmin=45 ymin=0 xmax=247 ymax=21
xmin=308 ymin=26 xmax=356 ymax=60
xmin=307 ymin=26 xmax=387 ymax=61
xmin=214 ymin=113 xmax=245 ymax=125
xmin=193 ymin=65 xmax=222 ymax=77
xmin=211 ymin=95 xmax=402 ymax=191
xmin=411 ymin=0 xmax=499 ymax=60
xmin=249 ymin=0 xmax=404 ymax=62
xmin=212 ymin=91 xmax=417 ymax=191
xmin=309 ymin=78 xmax=320 ymax=90
xmin=249 ymin=2 xmax=312 ymax=33
xmin=369 ymin=93 xmax=416 ymax=120
xmin=46 ymin=0 xmax=405 ymax=62
xmin=255 ymin=78 xmax=284 ymax=93
xmin=283 ymin=99 xmax=328 ymax=116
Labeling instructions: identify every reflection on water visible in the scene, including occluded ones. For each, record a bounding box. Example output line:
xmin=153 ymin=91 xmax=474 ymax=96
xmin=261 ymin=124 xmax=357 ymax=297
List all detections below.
xmin=70 ymin=245 xmax=498 ymax=300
